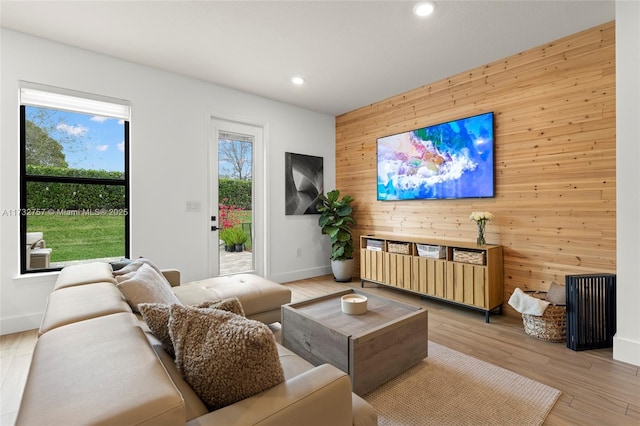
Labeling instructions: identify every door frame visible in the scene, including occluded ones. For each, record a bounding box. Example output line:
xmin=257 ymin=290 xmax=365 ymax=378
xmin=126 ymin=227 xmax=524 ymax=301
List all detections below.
xmin=209 ymin=113 xmax=268 ymax=277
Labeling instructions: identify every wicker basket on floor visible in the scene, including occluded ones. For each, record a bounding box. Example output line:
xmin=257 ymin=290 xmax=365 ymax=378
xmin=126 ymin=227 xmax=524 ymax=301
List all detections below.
xmin=521 ymin=291 xmax=567 ymax=343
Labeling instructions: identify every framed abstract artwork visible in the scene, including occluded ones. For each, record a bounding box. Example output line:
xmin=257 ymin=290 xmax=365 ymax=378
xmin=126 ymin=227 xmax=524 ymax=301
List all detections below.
xmin=285 ymin=152 xmax=323 ymax=215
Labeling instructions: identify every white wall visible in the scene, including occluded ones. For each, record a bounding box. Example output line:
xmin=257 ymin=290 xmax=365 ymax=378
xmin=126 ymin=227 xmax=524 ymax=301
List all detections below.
xmin=614 ymin=1 xmax=640 ymax=366
xmin=0 ymin=29 xmax=334 ymax=334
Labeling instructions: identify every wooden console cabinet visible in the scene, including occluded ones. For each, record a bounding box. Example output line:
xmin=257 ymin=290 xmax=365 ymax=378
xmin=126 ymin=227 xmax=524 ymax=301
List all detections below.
xmin=360 ymin=234 xmax=504 ymax=322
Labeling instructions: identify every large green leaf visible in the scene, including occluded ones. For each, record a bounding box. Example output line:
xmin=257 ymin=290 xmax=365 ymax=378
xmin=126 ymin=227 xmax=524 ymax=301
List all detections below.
xmin=317 ymin=189 xmax=356 ymax=260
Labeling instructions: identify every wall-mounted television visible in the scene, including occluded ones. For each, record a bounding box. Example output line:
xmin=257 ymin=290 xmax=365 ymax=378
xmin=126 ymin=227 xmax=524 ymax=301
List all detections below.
xmin=377 ymin=112 xmax=495 ymax=201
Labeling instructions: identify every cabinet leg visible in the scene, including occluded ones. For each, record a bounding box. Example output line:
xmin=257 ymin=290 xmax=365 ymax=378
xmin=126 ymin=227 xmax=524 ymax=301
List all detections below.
xmin=485 ymin=311 xmax=490 ymax=323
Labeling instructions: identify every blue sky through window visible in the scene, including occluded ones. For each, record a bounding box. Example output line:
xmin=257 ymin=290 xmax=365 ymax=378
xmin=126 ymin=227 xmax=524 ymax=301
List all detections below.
xmin=26 ymin=106 xmax=125 ymax=172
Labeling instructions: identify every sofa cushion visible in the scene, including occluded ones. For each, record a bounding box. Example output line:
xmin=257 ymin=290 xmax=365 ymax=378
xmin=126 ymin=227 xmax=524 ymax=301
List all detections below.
xmin=54 ymin=261 xmax=116 ymax=289
xmin=274 ymin=344 xmax=378 ymax=426
xmin=117 ymin=263 xmax=180 ymax=312
xmin=139 ymin=297 xmax=244 ymax=357
xmin=39 ymin=282 xmax=131 ymax=335
xmin=169 ymin=304 xmax=285 ymax=410
xmin=16 ymin=312 xmax=184 ymax=426
xmin=173 ymin=273 xmax=291 ymax=320
xmin=277 ymin=342 xmax=318 ymax=379
xmin=150 ymin=344 xmax=209 ymax=421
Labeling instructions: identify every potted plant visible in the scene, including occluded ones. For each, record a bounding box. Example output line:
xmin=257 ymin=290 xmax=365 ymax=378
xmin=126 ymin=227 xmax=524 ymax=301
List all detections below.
xmin=316 ymin=189 xmax=357 ymax=282
xmin=219 ymin=228 xmax=235 ymax=252
xmin=231 ymin=227 xmax=248 ymax=252
xmin=223 ymin=227 xmax=247 ymax=252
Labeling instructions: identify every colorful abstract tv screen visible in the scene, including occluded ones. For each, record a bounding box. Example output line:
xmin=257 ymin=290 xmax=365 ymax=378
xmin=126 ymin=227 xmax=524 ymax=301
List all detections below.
xmin=377 ymin=112 xmax=495 ymax=201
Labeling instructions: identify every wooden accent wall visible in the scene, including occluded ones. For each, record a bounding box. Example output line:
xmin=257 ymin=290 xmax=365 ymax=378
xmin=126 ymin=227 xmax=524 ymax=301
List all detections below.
xmin=336 ymin=22 xmax=616 ymax=317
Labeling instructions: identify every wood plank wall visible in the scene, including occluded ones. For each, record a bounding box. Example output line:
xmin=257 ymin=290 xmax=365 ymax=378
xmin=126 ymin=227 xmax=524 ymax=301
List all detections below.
xmin=335 ymin=21 xmax=616 ymax=318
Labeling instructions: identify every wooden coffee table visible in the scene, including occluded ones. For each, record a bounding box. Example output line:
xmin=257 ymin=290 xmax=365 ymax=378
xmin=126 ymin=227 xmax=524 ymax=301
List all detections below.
xmin=281 ymin=289 xmax=428 ymax=395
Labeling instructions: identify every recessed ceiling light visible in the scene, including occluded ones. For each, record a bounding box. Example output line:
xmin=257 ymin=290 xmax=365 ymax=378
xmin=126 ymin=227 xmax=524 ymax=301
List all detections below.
xmin=291 ymin=76 xmax=306 ymax=85
xmin=413 ymin=2 xmax=435 ymax=17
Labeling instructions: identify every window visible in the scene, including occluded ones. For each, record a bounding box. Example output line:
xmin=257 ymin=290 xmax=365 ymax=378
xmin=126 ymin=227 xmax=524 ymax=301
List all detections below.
xmin=19 ymin=84 xmax=130 ymax=273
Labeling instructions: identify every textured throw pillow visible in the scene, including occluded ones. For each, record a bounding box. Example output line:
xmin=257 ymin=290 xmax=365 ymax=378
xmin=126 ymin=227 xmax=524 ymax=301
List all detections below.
xmin=139 ymin=297 xmax=245 ymax=358
xmin=116 ymin=263 xmax=180 ymax=312
xmin=195 ymin=297 xmax=246 ymax=317
xmin=545 ymin=282 xmax=566 ymax=305
xmin=169 ymin=304 xmax=284 ymax=410
xmin=139 ymin=303 xmax=176 ymax=356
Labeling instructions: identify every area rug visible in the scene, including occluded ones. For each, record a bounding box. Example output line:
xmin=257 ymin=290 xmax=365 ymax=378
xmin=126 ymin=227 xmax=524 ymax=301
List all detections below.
xmin=363 ymin=342 xmax=561 ymax=426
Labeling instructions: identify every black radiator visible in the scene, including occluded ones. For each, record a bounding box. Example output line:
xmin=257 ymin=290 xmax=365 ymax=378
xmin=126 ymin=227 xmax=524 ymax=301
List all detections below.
xmin=565 ymin=274 xmax=616 ymax=351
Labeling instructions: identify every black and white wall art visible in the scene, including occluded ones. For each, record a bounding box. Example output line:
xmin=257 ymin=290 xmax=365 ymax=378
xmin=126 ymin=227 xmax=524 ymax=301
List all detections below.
xmin=285 ymin=152 xmax=323 ymax=215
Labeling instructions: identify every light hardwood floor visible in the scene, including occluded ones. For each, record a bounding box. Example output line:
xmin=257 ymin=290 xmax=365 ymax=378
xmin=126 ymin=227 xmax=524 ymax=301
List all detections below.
xmin=1 ymin=275 xmax=638 ymax=425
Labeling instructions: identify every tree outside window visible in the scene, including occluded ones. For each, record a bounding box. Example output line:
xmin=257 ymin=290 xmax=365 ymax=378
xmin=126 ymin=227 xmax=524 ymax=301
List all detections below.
xmin=19 ymin=88 xmax=130 ymax=272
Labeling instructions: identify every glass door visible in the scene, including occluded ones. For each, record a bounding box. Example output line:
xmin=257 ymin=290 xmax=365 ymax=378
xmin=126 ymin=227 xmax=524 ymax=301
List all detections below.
xmin=218 ymin=131 xmax=253 ymax=275
xmin=210 ymin=117 xmax=263 ymax=277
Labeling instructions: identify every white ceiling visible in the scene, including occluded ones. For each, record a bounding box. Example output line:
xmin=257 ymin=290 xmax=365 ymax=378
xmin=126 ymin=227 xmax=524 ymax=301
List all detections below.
xmin=0 ymin=1 xmax=615 ymax=116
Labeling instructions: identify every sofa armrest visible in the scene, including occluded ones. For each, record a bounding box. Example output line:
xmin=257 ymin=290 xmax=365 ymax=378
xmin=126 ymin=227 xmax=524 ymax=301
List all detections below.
xmin=161 ymin=269 xmax=181 ymax=287
xmin=186 ymin=364 xmax=353 ymax=426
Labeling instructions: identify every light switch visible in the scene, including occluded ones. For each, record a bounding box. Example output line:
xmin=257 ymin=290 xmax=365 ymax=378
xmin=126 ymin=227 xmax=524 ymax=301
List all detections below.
xmin=186 ymin=201 xmax=201 ymax=212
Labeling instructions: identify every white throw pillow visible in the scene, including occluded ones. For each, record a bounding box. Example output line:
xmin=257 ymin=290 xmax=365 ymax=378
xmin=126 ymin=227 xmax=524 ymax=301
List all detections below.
xmin=116 ymin=263 xmax=180 ymax=312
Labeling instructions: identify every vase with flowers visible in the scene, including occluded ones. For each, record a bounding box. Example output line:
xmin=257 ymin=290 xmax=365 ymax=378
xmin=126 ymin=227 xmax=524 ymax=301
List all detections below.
xmin=469 ymin=211 xmax=494 ymax=246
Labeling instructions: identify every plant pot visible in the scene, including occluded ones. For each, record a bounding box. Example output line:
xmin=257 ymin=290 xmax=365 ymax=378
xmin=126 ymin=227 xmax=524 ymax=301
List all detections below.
xmin=234 ymin=244 xmax=244 ymax=252
xmin=225 ymin=245 xmax=234 ymax=252
xmin=331 ymin=258 xmax=355 ymax=282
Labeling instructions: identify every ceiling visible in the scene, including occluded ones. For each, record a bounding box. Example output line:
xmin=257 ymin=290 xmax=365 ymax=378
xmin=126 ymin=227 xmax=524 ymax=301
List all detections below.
xmin=0 ymin=1 xmax=615 ymax=116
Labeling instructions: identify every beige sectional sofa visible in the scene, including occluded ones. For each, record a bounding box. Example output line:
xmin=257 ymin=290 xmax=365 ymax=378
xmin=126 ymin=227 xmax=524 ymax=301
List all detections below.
xmin=17 ymin=262 xmax=378 ymax=426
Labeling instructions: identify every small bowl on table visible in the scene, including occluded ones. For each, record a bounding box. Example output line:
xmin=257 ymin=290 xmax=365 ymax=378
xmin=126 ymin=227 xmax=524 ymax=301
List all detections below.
xmin=341 ymin=294 xmax=368 ymax=315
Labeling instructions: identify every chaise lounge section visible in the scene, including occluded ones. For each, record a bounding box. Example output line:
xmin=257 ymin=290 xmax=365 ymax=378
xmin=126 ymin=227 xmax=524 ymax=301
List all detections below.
xmin=17 ymin=261 xmax=378 ymax=426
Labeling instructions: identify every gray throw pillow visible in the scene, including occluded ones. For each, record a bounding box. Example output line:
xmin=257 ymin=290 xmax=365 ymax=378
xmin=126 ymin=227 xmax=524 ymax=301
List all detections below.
xmin=109 ymin=257 xmax=132 ymax=271
xmin=112 ymin=257 xmax=165 ymax=280
xmin=169 ymin=304 xmax=284 ymax=410
xmin=545 ymin=282 xmax=566 ymax=305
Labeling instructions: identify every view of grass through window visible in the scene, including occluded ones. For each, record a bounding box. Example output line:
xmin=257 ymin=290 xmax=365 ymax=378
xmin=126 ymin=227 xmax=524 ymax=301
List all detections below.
xmin=218 ymin=138 xmax=253 ymax=253
xmin=23 ymin=101 xmax=128 ymax=269
xmin=28 ymin=214 xmax=125 ymax=262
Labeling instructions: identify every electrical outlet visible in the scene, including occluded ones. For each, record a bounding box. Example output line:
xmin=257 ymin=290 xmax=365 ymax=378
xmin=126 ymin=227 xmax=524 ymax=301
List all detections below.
xmin=296 ymin=248 xmax=302 ymax=257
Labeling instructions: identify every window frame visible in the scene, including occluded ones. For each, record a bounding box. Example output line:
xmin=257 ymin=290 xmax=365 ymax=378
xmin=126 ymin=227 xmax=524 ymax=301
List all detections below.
xmin=19 ymin=99 xmax=130 ymax=274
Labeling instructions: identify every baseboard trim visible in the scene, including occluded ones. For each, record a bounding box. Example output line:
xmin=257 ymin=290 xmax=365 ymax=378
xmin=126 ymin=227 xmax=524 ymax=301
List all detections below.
xmin=0 ymin=313 xmax=42 ymax=335
xmin=613 ymin=335 xmax=640 ymax=367
xmin=269 ymin=265 xmax=332 ymax=284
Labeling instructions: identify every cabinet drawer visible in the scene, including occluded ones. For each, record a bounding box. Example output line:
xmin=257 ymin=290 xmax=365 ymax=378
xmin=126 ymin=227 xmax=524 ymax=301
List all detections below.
xmin=384 ymin=253 xmax=412 ymax=289
xmin=413 ymin=257 xmax=446 ymax=297
xmin=447 ymin=262 xmax=488 ymax=308
xmin=360 ymin=249 xmax=384 ymax=282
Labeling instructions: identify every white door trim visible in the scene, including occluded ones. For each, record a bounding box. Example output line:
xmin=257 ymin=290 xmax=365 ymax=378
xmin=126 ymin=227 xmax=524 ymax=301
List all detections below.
xmin=208 ymin=113 xmax=268 ymax=277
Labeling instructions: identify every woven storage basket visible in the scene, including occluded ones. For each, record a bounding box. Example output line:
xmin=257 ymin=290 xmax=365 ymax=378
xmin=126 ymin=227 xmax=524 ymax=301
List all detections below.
xmin=522 ymin=291 xmax=567 ymax=343
xmin=452 ymin=249 xmax=485 ymax=265
xmin=387 ymin=242 xmax=410 ymax=254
